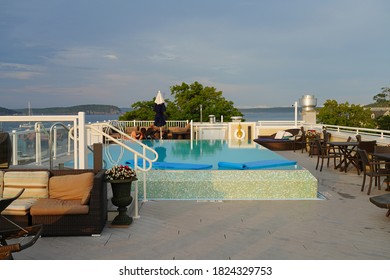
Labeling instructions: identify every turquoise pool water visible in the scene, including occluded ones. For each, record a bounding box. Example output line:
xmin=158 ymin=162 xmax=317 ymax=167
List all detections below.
xmin=100 ymin=139 xmax=301 ymax=170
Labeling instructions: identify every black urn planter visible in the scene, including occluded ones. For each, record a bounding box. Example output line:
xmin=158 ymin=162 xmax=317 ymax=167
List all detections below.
xmin=109 ymin=178 xmax=137 ymax=227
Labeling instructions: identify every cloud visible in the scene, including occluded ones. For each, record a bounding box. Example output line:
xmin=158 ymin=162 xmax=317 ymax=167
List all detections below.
xmin=46 ymin=47 xmax=119 ymax=68
xmin=104 ymin=54 xmax=118 ymax=60
xmin=0 ymin=62 xmax=43 ymax=80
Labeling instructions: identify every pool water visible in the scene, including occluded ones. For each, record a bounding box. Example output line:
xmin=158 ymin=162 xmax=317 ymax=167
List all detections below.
xmin=102 ymin=139 xmax=302 ymax=170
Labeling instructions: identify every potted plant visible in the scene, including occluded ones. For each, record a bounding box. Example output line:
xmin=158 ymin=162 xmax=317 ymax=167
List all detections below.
xmin=306 ymin=130 xmax=321 ymax=155
xmin=105 ymin=165 xmax=137 ymax=227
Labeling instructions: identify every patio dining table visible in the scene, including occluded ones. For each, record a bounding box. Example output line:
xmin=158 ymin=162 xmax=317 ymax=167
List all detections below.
xmin=328 ymin=141 xmax=359 ymax=173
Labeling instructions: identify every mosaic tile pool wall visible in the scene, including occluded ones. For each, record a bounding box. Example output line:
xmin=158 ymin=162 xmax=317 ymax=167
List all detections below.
xmin=135 ymin=169 xmax=318 ymax=200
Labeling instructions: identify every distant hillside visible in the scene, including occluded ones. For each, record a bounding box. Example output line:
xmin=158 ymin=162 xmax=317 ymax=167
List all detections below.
xmin=12 ymin=104 xmax=121 ymax=115
xmin=0 ymin=107 xmax=19 ymax=115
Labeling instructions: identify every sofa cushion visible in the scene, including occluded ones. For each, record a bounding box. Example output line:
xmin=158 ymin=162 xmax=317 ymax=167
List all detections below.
xmin=3 ymin=171 xmax=49 ymax=199
xmin=30 ymin=198 xmax=89 ymax=215
xmin=274 ymin=131 xmax=286 ymax=139
xmin=1 ymin=198 xmax=38 ymax=215
xmin=49 ymin=172 xmax=94 ymax=205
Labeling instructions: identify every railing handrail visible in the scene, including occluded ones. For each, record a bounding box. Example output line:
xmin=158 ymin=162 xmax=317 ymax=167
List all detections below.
xmin=87 ymin=123 xmax=158 ymax=172
xmin=117 ymin=120 xmax=189 ymax=128
xmin=314 ymin=124 xmax=390 ymax=139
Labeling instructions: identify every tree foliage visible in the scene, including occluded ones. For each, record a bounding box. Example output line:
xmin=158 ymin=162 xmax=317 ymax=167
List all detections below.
xmin=376 ymin=115 xmax=390 ymax=130
xmin=373 ymin=87 xmax=390 ymax=106
xmin=120 ymin=81 xmax=243 ymax=122
xmin=168 ymin=81 xmax=243 ymax=122
xmin=119 ymin=100 xmax=156 ymax=121
xmin=317 ymin=100 xmax=375 ymax=128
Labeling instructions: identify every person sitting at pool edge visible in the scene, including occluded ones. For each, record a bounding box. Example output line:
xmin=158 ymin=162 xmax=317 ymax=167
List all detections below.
xmin=131 ymin=127 xmax=146 ymax=140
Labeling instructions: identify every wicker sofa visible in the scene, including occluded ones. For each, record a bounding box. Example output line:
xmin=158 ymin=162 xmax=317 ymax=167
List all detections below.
xmin=0 ymin=169 xmax=107 ymax=236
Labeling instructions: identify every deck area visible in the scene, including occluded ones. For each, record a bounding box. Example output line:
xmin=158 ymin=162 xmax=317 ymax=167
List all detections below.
xmin=13 ymin=149 xmax=390 ymax=260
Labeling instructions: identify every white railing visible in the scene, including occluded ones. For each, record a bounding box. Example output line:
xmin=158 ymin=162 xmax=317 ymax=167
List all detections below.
xmin=257 ymin=120 xmax=305 ymax=127
xmin=0 ymin=112 xmax=86 ymax=168
xmin=88 ymin=122 xmax=159 ymax=219
xmin=321 ymin=124 xmax=390 ymax=139
xmin=4 ymin=114 xmax=390 ymax=170
xmin=118 ymin=120 xmax=189 ymax=129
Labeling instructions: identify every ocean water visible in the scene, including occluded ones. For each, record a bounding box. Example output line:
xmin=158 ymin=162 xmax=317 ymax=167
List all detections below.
xmin=242 ymin=110 xmax=298 ymax=122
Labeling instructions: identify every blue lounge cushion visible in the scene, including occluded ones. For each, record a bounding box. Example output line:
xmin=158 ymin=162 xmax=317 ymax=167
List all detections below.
xmin=218 ymin=159 xmax=297 ymax=170
xmin=125 ymin=159 xmax=151 ymax=169
xmin=243 ymin=159 xmax=297 ymax=169
xmin=153 ymin=162 xmax=212 ymax=170
xmin=218 ymin=162 xmax=246 ymax=170
xmin=125 ymin=159 xmax=212 ymax=170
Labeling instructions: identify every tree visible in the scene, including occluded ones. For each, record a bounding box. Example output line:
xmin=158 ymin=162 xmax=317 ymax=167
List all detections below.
xmin=372 ymin=87 xmax=390 ymax=106
xmin=168 ymin=81 xmax=243 ymax=122
xmin=317 ymin=99 xmax=375 ymax=128
xmin=120 ymin=82 xmax=243 ymax=122
xmin=119 ymin=99 xmax=157 ymax=121
xmin=376 ymin=115 xmax=390 ymax=130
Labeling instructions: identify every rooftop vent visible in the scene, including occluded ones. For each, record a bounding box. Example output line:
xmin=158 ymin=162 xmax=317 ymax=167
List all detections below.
xmin=299 ymin=95 xmax=317 ymax=112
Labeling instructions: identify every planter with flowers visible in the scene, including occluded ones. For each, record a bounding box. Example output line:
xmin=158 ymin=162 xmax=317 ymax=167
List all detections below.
xmin=105 ymin=165 xmax=137 ymax=227
xmin=306 ymin=130 xmax=321 ymax=155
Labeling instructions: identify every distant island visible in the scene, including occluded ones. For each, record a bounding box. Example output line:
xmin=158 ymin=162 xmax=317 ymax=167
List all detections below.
xmin=0 ymin=104 xmax=121 ymax=116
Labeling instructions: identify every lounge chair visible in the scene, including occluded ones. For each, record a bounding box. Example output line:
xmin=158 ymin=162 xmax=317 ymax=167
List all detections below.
xmin=145 ymin=127 xmax=158 ymax=139
xmin=0 ymin=189 xmax=43 ymax=260
xmin=254 ymin=128 xmax=301 ymax=151
xmin=369 ymin=193 xmax=390 ymax=217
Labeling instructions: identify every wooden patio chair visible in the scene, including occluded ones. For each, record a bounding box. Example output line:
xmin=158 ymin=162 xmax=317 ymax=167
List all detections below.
xmin=293 ymin=127 xmax=308 ymax=153
xmin=314 ymin=137 xmax=341 ymax=172
xmin=353 ymin=140 xmax=377 ymax=174
xmin=357 ymin=148 xmax=390 ymax=195
xmin=0 ymin=189 xmax=43 ymax=260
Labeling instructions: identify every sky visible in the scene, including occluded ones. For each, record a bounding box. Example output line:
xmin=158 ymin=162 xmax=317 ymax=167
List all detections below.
xmin=0 ymin=0 xmax=389 ymax=109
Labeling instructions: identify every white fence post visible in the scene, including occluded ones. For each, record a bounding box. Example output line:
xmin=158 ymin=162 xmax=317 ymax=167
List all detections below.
xmin=35 ymin=124 xmax=42 ymax=165
xmin=11 ymin=130 xmax=18 ymax=165
xmin=78 ymin=112 xmax=87 ymax=169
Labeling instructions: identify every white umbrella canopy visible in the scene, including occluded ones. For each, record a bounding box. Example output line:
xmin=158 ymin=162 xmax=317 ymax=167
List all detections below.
xmin=154 ymin=90 xmax=165 ymax=105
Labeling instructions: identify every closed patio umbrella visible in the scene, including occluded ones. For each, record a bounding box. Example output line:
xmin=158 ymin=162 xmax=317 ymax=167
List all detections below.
xmin=154 ymin=90 xmax=166 ymax=139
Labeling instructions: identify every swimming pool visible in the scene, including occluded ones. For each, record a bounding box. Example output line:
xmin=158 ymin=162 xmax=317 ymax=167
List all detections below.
xmin=104 ymin=139 xmax=301 ymax=170
xmin=82 ymin=139 xmax=317 ymax=200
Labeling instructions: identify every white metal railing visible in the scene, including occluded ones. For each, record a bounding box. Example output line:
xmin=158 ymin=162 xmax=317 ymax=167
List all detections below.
xmin=0 ymin=113 xmax=85 ymax=168
xmin=88 ymin=123 xmax=159 ymax=219
xmin=320 ymin=124 xmax=390 ymax=139
xmin=88 ymin=123 xmax=158 ymax=172
xmin=257 ymin=120 xmax=306 ymax=127
xmin=118 ymin=120 xmax=188 ymax=129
